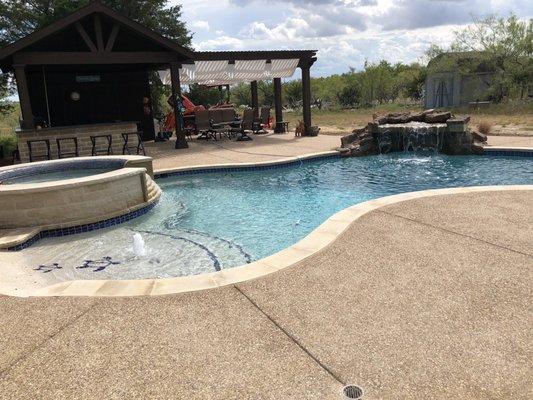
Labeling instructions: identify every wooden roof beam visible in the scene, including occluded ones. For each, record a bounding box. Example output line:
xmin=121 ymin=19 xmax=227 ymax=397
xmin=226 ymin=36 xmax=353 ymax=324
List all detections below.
xmin=75 ymin=22 xmax=97 ymax=52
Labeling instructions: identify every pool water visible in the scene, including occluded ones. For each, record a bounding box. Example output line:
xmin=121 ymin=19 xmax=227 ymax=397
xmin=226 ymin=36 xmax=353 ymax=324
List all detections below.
xmin=2 ymin=168 xmax=114 ymax=184
xmin=19 ymin=154 xmax=533 ymax=280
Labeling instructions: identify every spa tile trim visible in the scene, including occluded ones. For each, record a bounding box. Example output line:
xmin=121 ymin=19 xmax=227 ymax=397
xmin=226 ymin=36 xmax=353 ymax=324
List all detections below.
xmin=7 ymin=199 xmax=159 ymax=251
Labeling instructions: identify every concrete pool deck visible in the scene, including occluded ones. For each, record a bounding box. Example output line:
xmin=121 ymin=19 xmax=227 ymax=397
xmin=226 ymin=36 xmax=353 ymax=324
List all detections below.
xmin=145 ymin=133 xmax=533 ymax=171
xmin=1 ymin=188 xmax=531 ymax=399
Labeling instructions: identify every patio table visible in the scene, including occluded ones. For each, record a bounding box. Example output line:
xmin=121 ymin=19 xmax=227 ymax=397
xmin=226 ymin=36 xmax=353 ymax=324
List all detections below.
xmin=211 ymin=119 xmax=242 ymax=129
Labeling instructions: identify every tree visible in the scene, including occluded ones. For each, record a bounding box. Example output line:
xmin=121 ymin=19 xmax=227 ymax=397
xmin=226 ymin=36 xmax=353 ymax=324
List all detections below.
xmin=0 ymin=73 xmax=14 ymax=114
xmin=257 ymin=80 xmax=274 ymax=106
xmin=0 ymin=0 xmax=192 ymax=112
xmin=185 ymin=84 xmax=223 ymax=108
xmin=358 ymin=61 xmax=396 ymax=105
xmin=336 ymin=71 xmax=362 ymax=107
xmin=230 ymin=83 xmax=251 ymax=107
xmin=393 ymin=62 xmax=426 ymax=100
xmin=429 ymin=14 xmax=533 ymax=101
xmin=337 ymin=84 xmax=361 ymax=107
xmin=283 ymin=80 xmax=302 ymax=108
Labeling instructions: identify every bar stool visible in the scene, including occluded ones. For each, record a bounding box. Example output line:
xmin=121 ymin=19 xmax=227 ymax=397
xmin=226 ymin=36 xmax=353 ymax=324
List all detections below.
xmin=90 ymin=134 xmax=112 ymax=156
xmin=121 ymin=132 xmax=146 ymax=155
xmin=27 ymin=139 xmax=51 ymax=162
xmin=56 ymin=137 xmax=79 ymax=159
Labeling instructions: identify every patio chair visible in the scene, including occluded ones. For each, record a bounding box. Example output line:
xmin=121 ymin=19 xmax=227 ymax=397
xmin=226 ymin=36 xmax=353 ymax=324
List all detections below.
xmin=222 ymin=108 xmax=236 ymax=123
xmin=208 ymin=109 xmax=228 ymax=140
xmin=254 ymin=107 xmax=271 ymax=134
xmin=209 ymin=109 xmax=224 ymax=124
xmin=228 ymin=109 xmax=254 ymax=141
xmin=195 ymin=110 xmax=216 ymax=141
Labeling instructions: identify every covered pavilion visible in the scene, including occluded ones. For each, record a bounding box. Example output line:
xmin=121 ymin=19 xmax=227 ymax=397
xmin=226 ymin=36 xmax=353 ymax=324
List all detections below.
xmin=0 ymin=1 xmax=318 ymax=158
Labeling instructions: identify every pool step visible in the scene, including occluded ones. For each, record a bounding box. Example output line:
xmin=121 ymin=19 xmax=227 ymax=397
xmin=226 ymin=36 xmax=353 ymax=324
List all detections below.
xmin=144 ymin=174 xmax=162 ymax=202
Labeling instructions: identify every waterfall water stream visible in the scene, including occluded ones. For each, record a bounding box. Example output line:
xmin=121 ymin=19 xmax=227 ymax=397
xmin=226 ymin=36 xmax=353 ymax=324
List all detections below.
xmin=377 ymin=122 xmax=448 ymax=155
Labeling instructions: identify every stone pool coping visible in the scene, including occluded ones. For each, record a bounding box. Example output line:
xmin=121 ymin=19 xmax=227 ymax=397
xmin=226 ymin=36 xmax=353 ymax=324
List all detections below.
xmin=0 ymin=155 xmax=154 ymax=178
xmin=25 ymin=184 xmax=532 ymax=298
xmin=152 ymin=150 xmax=341 ymax=176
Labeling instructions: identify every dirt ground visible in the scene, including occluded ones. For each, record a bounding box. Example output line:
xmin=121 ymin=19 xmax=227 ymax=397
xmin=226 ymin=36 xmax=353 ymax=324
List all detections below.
xmin=284 ymin=103 xmax=533 ymax=137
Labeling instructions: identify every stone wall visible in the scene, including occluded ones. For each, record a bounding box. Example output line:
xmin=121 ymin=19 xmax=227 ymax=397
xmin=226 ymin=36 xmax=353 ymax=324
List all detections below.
xmin=17 ymin=122 xmax=139 ymax=163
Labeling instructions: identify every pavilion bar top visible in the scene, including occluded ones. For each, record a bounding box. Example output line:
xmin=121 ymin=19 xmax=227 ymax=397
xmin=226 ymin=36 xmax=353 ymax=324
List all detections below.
xmin=16 ymin=121 xmax=139 ymax=163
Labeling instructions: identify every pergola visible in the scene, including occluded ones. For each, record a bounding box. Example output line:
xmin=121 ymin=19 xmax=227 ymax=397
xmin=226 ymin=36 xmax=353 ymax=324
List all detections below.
xmin=161 ymin=50 xmax=317 ymax=143
xmin=0 ymin=0 xmax=317 ymax=151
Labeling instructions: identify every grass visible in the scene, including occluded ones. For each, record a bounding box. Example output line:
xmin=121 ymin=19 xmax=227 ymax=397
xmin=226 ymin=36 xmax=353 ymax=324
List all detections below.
xmin=283 ymin=101 xmax=533 ymax=134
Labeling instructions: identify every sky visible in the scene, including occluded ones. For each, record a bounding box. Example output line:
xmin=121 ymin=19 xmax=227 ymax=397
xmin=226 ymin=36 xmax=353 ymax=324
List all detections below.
xmin=174 ymin=0 xmax=533 ymax=77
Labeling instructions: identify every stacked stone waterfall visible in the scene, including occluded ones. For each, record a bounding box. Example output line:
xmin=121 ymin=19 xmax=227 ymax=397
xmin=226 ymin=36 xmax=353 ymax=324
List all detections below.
xmin=340 ymin=110 xmax=486 ymax=157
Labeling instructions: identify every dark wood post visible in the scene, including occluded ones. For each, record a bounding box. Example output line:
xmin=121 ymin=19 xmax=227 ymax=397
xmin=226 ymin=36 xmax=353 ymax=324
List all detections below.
xmin=13 ymin=65 xmax=35 ymax=129
xmin=273 ymin=77 xmax=284 ymax=133
xmin=171 ymin=62 xmax=188 ymax=149
xmin=301 ymin=61 xmax=312 ymax=136
xmin=226 ymin=84 xmax=230 ymax=103
xmin=250 ymin=80 xmax=259 ymax=119
xmin=218 ymin=85 xmax=223 ymax=102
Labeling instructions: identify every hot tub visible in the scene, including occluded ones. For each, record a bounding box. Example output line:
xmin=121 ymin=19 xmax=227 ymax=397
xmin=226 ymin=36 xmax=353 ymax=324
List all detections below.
xmin=0 ymin=156 xmax=160 ymax=250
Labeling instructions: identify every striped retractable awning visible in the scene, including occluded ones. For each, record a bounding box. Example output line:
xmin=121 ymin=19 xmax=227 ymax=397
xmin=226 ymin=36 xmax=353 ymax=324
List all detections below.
xmin=160 ymin=58 xmax=300 ymax=86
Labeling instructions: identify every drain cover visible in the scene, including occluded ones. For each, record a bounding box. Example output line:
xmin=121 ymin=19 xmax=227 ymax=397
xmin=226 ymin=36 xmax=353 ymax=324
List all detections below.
xmin=342 ymin=385 xmax=364 ymax=399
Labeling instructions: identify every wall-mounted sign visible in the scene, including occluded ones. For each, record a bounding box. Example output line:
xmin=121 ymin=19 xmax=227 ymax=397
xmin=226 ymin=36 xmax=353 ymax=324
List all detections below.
xmin=76 ymin=75 xmax=101 ymax=83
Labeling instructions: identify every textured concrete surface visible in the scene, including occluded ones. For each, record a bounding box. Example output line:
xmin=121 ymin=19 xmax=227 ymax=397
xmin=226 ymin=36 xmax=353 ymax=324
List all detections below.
xmin=0 ymin=288 xmax=339 ymax=400
xmin=380 ymin=190 xmax=533 ymax=256
xmin=0 ymin=190 xmax=531 ymax=399
xmin=487 ymin=135 xmax=533 ymax=148
xmin=147 ymin=133 xmax=341 ymax=171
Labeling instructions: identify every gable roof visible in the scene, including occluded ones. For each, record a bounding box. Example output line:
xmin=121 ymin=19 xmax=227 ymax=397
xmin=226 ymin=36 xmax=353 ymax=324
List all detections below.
xmin=0 ymin=1 xmax=194 ymax=62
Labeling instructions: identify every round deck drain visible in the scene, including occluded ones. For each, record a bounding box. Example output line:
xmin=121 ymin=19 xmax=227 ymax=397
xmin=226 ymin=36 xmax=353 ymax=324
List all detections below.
xmin=342 ymin=385 xmax=364 ymax=399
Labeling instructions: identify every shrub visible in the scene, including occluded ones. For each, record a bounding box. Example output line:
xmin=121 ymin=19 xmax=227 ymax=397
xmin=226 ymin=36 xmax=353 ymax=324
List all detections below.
xmin=477 ymin=121 xmax=493 ymax=135
xmin=0 ymin=134 xmax=17 ymax=159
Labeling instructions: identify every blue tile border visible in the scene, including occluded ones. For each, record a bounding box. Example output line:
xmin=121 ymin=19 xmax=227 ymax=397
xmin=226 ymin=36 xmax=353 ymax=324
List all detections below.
xmin=483 ymin=149 xmax=533 ymax=158
xmin=154 ymin=153 xmax=341 ymax=179
xmin=7 ymin=200 xmax=159 ymax=251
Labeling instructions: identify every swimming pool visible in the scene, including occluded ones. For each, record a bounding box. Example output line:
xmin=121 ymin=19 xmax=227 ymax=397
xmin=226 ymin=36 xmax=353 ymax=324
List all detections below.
xmin=18 ymin=153 xmax=533 ymax=280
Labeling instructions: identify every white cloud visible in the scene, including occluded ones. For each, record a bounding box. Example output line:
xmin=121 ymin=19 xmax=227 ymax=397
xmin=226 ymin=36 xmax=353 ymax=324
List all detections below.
xmin=190 ymin=20 xmax=210 ymax=31
xmin=170 ymin=0 xmax=533 ymax=76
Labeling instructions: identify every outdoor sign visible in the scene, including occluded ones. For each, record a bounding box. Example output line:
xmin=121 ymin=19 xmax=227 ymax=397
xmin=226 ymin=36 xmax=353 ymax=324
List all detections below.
xmin=76 ymin=75 xmax=101 ymax=83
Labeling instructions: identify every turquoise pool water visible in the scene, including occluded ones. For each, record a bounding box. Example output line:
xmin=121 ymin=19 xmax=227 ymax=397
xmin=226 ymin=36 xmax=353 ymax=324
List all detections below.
xmin=3 ymin=168 xmax=114 ymax=184
xmin=22 ymin=154 xmax=533 ymax=280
